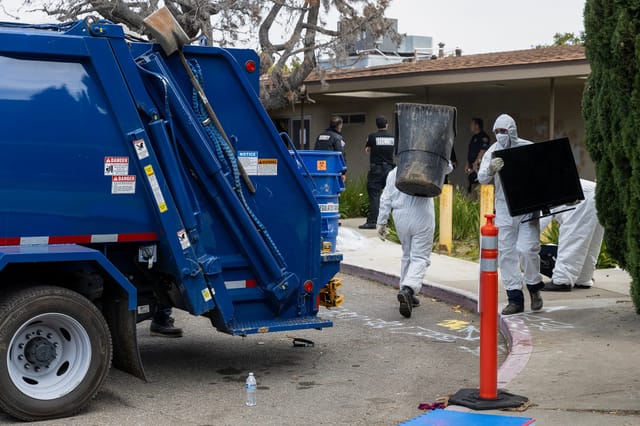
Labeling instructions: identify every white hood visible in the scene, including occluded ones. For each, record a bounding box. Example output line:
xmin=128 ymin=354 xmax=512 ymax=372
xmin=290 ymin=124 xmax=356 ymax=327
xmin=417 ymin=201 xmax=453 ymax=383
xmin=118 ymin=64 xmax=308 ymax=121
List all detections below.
xmin=493 ymin=114 xmax=518 ymax=147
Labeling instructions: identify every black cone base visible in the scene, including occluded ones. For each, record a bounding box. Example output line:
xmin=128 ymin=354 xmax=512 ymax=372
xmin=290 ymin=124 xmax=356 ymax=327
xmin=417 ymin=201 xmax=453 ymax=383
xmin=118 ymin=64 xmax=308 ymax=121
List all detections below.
xmin=449 ymin=388 xmax=528 ymax=410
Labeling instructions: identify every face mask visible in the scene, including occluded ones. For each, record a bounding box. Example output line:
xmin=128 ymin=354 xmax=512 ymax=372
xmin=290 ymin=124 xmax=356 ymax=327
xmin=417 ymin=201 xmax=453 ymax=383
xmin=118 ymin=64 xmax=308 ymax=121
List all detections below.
xmin=496 ymin=133 xmax=510 ymax=147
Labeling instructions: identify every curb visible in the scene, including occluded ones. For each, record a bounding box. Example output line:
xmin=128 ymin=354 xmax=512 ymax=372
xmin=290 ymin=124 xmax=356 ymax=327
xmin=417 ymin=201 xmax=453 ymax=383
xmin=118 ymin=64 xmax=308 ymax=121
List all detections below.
xmin=340 ymin=262 xmax=532 ymax=388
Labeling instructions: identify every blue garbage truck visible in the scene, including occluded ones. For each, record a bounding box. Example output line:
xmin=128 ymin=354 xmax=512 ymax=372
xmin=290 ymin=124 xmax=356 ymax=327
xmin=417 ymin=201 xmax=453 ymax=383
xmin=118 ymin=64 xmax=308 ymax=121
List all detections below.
xmin=0 ymin=15 xmax=343 ymax=421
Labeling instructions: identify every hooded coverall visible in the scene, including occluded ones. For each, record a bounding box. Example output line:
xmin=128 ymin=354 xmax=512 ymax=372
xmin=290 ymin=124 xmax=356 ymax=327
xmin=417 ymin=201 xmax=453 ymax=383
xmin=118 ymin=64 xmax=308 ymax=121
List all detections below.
xmin=478 ymin=114 xmax=543 ymax=301
xmin=539 ymin=179 xmax=603 ymax=287
xmin=377 ymin=167 xmax=435 ymax=294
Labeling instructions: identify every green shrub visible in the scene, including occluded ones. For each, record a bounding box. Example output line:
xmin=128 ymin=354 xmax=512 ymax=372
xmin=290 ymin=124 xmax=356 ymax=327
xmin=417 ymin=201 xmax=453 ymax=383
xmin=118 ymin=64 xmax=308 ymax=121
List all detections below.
xmin=541 ymin=221 xmax=560 ymax=244
xmin=583 ymin=0 xmax=640 ymax=311
xmin=339 ymin=175 xmax=368 ymax=218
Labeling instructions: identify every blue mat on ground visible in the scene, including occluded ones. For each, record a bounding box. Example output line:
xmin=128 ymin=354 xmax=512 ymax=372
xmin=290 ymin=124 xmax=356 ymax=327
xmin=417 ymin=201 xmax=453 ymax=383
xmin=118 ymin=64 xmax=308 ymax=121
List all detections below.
xmin=398 ymin=410 xmax=535 ymax=425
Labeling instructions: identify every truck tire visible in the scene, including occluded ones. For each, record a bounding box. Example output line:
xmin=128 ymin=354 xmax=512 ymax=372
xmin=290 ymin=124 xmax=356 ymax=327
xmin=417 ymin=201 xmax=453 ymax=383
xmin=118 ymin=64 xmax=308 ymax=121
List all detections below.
xmin=0 ymin=285 xmax=112 ymax=421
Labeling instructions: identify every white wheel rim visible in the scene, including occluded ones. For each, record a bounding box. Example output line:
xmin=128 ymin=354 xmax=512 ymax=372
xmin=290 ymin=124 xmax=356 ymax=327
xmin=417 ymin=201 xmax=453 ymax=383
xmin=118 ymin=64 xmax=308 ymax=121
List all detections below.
xmin=7 ymin=313 xmax=92 ymax=400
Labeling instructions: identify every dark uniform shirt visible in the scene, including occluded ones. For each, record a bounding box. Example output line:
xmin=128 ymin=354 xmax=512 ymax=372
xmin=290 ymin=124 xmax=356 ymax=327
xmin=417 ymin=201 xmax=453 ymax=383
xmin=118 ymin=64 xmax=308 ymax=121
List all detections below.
xmin=314 ymin=128 xmax=344 ymax=152
xmin=467 ymin=130 xmax=490 ymax=164
xmin=365 ymin=130 xmax=395 ymax=164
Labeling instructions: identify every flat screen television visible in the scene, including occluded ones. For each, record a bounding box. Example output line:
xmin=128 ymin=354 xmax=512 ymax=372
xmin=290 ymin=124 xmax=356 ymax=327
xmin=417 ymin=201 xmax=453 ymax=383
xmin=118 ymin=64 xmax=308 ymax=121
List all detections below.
xmin=493 ymin=137 xmax=584 ymax=217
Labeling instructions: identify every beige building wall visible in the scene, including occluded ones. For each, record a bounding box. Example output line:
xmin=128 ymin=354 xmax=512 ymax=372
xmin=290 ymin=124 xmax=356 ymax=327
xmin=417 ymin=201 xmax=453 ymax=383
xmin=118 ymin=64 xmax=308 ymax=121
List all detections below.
xmin=271 ymin=79 xmax=592 ymax=187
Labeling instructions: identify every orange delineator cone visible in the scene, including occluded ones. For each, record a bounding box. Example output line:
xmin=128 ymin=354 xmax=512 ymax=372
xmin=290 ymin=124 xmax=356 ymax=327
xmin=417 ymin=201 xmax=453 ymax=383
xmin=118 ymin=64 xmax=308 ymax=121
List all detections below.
xmin=449 ymin=214 xmax=528 ymax=410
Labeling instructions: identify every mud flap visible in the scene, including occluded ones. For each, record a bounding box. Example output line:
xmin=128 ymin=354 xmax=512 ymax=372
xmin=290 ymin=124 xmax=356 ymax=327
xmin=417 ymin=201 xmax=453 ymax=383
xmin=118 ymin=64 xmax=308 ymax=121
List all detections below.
xmin=103 ymin=294 xmax=146 ymax=381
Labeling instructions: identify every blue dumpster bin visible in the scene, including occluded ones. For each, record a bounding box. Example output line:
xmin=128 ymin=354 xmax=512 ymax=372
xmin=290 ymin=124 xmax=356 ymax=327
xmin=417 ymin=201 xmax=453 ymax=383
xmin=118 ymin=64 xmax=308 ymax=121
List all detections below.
xmin=294 ymin=151 xmax=346 ymax=253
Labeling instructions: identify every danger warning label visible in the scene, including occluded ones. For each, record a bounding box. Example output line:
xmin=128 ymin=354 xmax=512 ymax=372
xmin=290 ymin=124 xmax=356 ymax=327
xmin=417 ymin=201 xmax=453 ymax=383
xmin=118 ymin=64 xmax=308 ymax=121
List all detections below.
xmin=104 ymin=156 xmax=129 ymax=176
xmin=111 ymin=175 xmax=136 ymax=194
xmin=258 ymin=158 xmax=277 ymax=176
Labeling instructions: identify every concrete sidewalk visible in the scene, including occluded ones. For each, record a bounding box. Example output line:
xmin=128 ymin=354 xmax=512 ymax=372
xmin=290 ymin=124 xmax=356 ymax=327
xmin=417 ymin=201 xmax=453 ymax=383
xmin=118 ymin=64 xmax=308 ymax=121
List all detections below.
xmin=338 ymin=218 xmax=640 ymax=425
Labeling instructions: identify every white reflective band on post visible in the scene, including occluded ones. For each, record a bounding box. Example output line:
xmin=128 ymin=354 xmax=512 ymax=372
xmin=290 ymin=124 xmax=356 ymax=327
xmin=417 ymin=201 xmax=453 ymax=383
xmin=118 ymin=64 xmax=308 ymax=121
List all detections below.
xmin=480 ymin=258 xmax=497 ymax=272
xmin=481 ymin=236 xmax=497 ymax=250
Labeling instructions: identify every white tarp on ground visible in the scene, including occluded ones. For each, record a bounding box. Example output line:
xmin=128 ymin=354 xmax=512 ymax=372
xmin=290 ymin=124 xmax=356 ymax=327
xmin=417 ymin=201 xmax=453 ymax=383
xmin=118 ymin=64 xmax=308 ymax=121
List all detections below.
xmin=336 ymin=227 xmax=369 ymax=252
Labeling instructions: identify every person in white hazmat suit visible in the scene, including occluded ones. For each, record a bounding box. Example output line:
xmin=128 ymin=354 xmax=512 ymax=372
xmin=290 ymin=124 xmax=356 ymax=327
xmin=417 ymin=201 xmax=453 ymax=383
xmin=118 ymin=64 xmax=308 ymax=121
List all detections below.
xmin=376 ymin=167 xmax=435 ymax=318
xmin=540 ymin=179 xmax=604 ymax=291
xmin=477 ymin=114 xmax=545 ymax=315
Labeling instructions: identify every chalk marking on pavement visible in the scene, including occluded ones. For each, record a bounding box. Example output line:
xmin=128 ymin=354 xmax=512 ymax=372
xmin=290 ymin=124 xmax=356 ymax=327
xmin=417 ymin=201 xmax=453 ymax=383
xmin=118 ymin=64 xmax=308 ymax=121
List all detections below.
xmin=510 ymin=312 xmax=575 ymax=332
xmin=323 ymin=307 xmax=484 ymax=352
xmin=498 ymin=315 xmax=533 ymax=387
xmin=437 ymin=319 xmax=471 ymax=331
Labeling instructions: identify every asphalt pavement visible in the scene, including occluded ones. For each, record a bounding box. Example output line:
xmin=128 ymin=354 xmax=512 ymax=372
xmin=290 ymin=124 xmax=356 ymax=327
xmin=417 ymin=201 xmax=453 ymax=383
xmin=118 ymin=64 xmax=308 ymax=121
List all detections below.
xmin=0 ymin=275 xmax=489 ymax=426
xmin=340 ymin=218 xmax=640 ymax=425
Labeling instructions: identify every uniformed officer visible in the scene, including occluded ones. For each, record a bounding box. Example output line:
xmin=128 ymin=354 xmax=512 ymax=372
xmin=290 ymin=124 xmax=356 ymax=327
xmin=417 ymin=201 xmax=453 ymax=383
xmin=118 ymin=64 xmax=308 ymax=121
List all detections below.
xmin=314 ymin=115 xmax=346 ymax=152
xmin=465 ymin=117 xmax=491 ymax=193
xmin=359 ymin=116 xmax=395 ymax=229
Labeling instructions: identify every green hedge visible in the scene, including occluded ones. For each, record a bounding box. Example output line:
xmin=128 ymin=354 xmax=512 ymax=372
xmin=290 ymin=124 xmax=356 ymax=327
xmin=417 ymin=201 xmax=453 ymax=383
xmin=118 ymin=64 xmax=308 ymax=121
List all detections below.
xmin=583 ymin=0 xmax=640 ymax=311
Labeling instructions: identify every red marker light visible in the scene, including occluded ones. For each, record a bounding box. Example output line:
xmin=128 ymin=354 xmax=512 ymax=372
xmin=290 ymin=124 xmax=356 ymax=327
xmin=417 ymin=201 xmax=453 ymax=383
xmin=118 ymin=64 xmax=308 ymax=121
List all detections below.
xmin=245 ymin=60 xmax=256 ymax=73
xmin=304 ymin=280 xmax=314 ymax=293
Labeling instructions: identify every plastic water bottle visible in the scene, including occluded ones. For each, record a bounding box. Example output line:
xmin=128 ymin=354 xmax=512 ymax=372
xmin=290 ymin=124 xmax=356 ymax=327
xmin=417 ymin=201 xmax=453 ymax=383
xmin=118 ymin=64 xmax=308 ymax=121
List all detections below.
xmin=245 ymin=372 xmax=257 ymax=406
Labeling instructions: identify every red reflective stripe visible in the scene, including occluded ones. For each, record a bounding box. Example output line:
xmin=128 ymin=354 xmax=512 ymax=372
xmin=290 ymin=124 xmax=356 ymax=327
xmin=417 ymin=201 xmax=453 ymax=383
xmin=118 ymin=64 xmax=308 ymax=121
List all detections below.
xmin=116 ymin=232 xmax=158 ymax=242
xmin=0 ymin=233 xmax=157 ymax=246
xmin=0 ymin=237 xmax=20 ymax=246
xmin=49 ymin=235 xmax=92 ymax=244
xmin=246 ymin=279 xmax=257 ymax=288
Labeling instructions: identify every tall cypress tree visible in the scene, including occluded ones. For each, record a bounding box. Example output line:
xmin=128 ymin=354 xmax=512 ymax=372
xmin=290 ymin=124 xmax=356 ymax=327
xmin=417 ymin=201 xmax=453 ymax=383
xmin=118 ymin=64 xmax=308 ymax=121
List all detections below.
xmin=583 ymin=1 xmax=640 ymax=311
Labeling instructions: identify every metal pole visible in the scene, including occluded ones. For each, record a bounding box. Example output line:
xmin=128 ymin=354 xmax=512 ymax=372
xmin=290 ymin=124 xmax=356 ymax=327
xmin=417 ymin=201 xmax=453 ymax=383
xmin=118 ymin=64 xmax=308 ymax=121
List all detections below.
xmin=549 ymin=77 xmax=556 ymax=140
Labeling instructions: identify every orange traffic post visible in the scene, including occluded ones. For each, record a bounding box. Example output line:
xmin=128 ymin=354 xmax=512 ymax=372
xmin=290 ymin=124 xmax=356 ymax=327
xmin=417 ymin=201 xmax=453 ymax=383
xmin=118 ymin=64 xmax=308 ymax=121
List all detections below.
xmin=449 ymin=214 xmax=528 ymax=410
xmin=479 ymin=213 xmax=499 ymax=399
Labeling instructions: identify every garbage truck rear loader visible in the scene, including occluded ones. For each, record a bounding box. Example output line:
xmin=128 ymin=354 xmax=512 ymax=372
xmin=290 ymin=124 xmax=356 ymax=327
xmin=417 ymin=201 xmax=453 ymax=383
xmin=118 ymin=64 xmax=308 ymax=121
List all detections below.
xmin=0 ymin=16 xmax=342 ymax=421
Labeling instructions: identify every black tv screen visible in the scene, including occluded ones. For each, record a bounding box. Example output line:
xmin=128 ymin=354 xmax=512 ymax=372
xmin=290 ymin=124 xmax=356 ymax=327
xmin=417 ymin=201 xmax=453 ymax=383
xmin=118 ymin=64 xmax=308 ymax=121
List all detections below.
xmin=493 ymin=138 xmax=584 ymax=217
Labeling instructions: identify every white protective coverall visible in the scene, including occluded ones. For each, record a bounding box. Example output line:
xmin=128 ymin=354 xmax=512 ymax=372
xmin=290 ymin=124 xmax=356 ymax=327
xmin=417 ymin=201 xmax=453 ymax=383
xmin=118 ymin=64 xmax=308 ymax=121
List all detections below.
xmin=377 ymin=167 xmax=435 ymax=294
xmin=478 ymin=114 xmax=543 ymax=292
xmin=539 ymin=180 xmax=604 ymax=287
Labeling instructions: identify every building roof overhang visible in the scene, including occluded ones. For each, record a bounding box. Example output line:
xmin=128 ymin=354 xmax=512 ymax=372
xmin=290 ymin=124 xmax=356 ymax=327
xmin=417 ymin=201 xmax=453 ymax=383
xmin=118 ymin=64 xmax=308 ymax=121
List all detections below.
xmin=304 ymin=45 xmax=589 ymax=95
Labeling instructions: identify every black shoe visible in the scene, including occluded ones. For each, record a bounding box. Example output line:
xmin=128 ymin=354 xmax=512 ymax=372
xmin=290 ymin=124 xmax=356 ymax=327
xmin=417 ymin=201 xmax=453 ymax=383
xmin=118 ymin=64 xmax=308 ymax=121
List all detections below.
xmin=358 ymin=223 xmax=377 ymax=229
xmin=397 ymin=287 xmax=413 ymax=318
xmin=411 ymin=295 xmax=420 ymax=307
xmin=150 ymin=317 xmax=183 ymax=338
xmin=501 ymin=303 xmax=524 ymax=315
xmin=542 ymin=282 xmax=571 ymax=292
xmin=527 ymin=282 xmax=544 ymax=311
xmin=574 ymin=284 xmax=592 ymax=289
xmin=530 ymin=291 xmax=543 ymax=311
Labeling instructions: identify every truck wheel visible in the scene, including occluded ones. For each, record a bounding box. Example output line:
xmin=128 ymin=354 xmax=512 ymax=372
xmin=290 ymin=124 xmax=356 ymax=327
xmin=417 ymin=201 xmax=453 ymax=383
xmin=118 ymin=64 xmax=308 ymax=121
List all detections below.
xmin=0 ymin=286 xmax=112 ymax=421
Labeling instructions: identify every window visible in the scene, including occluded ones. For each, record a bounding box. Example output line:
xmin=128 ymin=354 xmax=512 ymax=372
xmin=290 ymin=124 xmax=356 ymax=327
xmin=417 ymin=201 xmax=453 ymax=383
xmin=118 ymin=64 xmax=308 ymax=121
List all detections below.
xmin=334 ymin=113 xmax=366 ymax=126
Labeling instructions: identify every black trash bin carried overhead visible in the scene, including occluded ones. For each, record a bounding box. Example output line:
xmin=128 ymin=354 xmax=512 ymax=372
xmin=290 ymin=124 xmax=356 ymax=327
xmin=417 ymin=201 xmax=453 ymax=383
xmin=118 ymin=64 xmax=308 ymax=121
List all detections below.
xmin=395 ymin=103 xmax=456 ymax=197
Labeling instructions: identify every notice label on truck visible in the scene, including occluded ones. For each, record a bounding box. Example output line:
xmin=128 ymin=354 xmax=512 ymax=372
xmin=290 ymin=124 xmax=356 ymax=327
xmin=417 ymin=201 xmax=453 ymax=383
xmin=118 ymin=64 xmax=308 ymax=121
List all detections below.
xmin=111 ymin=175 xmax=136 ymax=194
xmin=144 ymin=165 xmax=168 ymax=213
xmin=258 ymin=158 xmax=277 ymax=176
xmin=104 ymin=156 xmax=129 ymax=176
xmin=238 ymin=151 xmax=258 ymax=175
